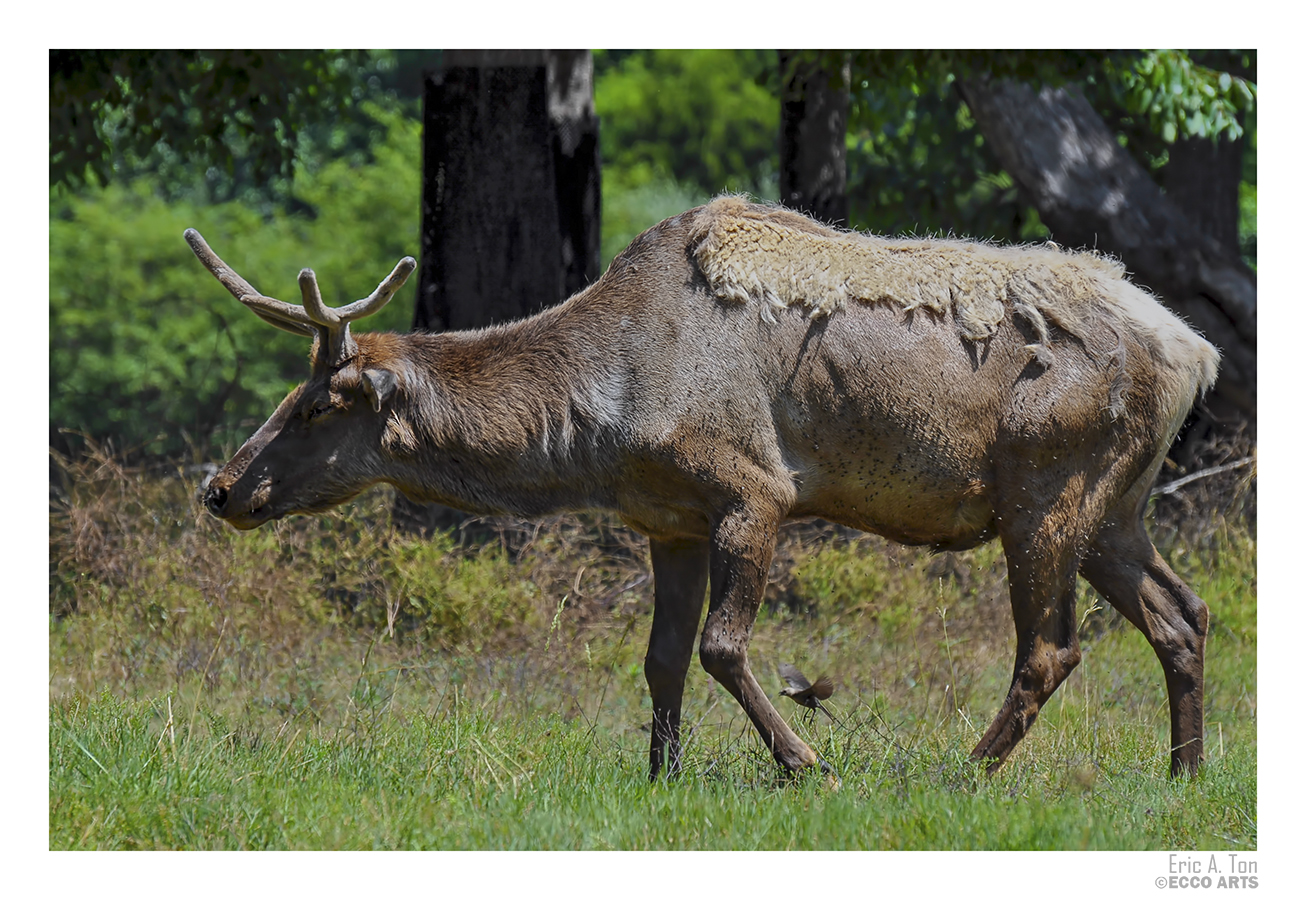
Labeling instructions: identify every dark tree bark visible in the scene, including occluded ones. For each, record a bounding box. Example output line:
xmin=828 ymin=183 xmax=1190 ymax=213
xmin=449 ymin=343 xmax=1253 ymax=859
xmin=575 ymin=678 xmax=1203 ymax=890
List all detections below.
xmin=413 ymin=59 xmax=559 ymax=331
xmin=1161 ymin=49 xmax=1254 ymax=262
xmin=1163 ymin=130 xmax=1244 ymax=260
xmin=412 ymin=50 xmax=599 ymax=333
xmin=397 ymin=49 xmax=600 ymax=534
xmin=779 ymin=50 xmax=850 ymax=228
xmin=547 ymin=50 xmax=603 ymax=299
xmin=957 ymin=76 xmax=1256 ymax=430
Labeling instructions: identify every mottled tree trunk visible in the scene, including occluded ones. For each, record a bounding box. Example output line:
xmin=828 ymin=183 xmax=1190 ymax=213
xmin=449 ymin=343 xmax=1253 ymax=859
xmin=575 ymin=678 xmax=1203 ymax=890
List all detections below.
xmin=779 ymin=50 xmax=850 ymax=228
xmin=957 ymin=76 xmax=1255 ymax=431
xmin=397 ymin=49 xmax=600 ymax=534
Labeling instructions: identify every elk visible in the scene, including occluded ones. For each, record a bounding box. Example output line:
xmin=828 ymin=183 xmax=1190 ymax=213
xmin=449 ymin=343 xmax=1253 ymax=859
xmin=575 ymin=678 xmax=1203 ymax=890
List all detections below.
xmin=186 ymin=197 xmax=1219 ymax=780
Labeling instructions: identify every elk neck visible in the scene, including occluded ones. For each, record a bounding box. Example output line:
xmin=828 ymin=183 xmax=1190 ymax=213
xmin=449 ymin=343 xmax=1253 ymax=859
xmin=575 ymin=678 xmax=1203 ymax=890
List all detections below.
xmin=375 ymin=300 xmax=628 ymax=515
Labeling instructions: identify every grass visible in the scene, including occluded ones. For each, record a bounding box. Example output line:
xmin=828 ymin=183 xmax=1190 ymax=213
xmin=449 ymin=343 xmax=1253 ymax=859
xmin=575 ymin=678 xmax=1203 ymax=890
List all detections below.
xmin=50 ymin=681 xmax=1256 ymax=851
xmin=50 ymin=687 xmax=1256 ymax=851
xmin=48 ymin=443 xmax=1257 ymax=851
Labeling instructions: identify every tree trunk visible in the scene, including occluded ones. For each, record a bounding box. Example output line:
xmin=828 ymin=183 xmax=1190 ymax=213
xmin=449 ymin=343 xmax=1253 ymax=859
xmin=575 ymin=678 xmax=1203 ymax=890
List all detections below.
xmin=956 ymin=76 xmax=1256 ymax=431
xmin=396 ymin=49 xmax=600 ymax=535
xmin=1163 ymin=127 xmax=1244 ymax=260
xmin=547 ymin=50 xmax=603 ymax=299
xmin=779 ymin=50 xmax=850 ymax=228
xmin=412 ymin=49 xmax=599 ymax=332
xmin=1162 ymin=49 xmax=1254 ymax=263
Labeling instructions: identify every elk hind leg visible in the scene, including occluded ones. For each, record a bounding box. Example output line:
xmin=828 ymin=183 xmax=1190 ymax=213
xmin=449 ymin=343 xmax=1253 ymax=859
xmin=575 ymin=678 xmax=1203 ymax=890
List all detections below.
xmin=645 ymin=537 xmax=710 ymax=779
xmin=1079 ymin=504 xmax=1207 ymax=776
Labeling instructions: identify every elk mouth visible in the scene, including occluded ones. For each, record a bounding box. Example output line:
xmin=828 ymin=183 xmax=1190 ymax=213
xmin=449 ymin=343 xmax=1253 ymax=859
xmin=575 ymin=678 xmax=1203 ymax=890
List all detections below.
xmin=228 ymin=505 xmax=282 ymax=530
xmin=212 ymin=503 xmax=289 ymax=530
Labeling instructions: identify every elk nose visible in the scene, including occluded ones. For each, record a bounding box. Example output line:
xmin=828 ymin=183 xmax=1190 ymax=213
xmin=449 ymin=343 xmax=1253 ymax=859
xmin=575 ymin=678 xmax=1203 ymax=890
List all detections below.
xmin=204 ymin=484 xmax=228 ymax=516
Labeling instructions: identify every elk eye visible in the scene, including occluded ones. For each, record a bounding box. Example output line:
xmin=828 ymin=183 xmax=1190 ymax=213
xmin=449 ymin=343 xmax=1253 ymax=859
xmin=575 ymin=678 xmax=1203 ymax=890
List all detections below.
xmin=305 ymin=401 xmax=333 ymax=421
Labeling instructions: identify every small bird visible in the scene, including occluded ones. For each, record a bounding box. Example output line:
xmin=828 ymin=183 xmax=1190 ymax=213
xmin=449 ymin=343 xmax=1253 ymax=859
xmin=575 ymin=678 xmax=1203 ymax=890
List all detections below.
xmin=778 ymin=662 xmax=836 ymax=724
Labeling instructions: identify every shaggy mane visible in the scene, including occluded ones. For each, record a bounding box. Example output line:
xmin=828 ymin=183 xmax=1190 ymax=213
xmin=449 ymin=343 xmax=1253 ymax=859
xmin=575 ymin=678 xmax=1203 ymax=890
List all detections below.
xmin=690 ymin=196 xmax=1219 ymax=417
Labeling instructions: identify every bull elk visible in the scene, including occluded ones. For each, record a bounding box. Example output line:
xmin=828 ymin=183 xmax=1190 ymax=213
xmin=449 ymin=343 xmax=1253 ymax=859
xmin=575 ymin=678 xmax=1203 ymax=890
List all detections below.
xmin=186 ymin=197 xmax=1218 ymax=780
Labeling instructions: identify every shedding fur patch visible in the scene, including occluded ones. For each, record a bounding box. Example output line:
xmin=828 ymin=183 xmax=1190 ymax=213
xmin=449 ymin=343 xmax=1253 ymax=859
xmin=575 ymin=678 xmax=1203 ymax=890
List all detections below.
xmin=691 ymin=197 xmax=1220 ymax=420
xmin=381 ymin=412 xmax=419 ymax=457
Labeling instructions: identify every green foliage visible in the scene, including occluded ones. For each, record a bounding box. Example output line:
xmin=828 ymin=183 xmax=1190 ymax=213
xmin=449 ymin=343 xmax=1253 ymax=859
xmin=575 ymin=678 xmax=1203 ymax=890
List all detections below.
xmin=599 ymin=177 xmax=712 ymax=270
xmin=49 ymin=50 xmax=409 ymax=198
xmin=1165 ymin=528 xmax=1258 ymax=642
xmin=49 ymin=106 xmax=421 ymax=457
xmin=593 ymin=49 xmax=784 ymax=268
xmin=1238 ymin=105 xmax=1258 ymax=268
xmin=833 ymin=50 xmax=1095 ymax=238
xmin=845 ymin=66 xmax=1047 ymax=241
xmin=594 ymin=50 xmax=779 ymax=196
xmin=1103 ymin=50 xmax=1255 ymax=144
xmin=324 ymin=528 xmax=544 ymax=649
xmin=844 ymin=49 xmax=1253 ymax=147
xmin=1240 ymin=181 xmax=1258 ymax=268
xmin=845 ymin=49 xmax=1109 ymax=88
xmin=839 ymin=49 xmax=1255 ymax=241
xmin=788 ymin=542 xmax=905 ymax=630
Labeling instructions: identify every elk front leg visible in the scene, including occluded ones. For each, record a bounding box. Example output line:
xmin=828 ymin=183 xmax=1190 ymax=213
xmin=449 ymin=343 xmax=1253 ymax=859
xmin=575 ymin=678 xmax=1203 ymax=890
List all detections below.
xmin=698 ymin=506 xmax=820 ymax=774
xmin=972 ymin=504 xmax=1084 ymax=771
xmin=645 ymin=537 xmax=711 ymax=779
xmin=1080 ymin=507 xmax=1208 ymax=777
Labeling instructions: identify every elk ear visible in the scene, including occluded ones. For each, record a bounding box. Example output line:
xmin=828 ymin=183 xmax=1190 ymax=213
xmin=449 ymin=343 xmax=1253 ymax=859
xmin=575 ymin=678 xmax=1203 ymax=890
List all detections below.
xmin=360 ymin=368 xmax=398 ymax=412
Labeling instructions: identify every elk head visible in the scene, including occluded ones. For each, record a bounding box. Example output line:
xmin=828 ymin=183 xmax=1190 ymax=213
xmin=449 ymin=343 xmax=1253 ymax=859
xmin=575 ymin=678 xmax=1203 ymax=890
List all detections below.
xmin=185 ymin=229 xmax=416 ymax=529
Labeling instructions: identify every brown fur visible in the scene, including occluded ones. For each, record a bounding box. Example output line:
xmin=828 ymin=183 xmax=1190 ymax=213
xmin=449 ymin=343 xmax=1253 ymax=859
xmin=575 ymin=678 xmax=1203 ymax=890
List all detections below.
xmin=193 ymin=200 xmax=1218 ymax=780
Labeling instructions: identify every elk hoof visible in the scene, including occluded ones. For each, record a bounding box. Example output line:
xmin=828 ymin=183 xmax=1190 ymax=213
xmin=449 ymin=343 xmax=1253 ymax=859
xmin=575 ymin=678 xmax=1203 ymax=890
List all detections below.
xmin=818 ymin=757 xmax=842 ymax=791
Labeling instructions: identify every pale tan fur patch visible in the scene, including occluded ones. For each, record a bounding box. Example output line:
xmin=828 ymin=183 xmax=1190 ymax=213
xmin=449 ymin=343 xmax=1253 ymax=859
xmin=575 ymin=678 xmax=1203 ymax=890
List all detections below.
xmin=381 ymin=413 xmax=419 ymax=457
xmin=692 ymin=197 xmax=1219 ymax=419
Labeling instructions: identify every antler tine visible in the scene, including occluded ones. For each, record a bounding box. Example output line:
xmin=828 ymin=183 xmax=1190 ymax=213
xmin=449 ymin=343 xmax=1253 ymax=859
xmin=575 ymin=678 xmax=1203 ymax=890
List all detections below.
xmin=183 ymin=228 xmax=259 ymax=299
xmin=334 ymin=257 xmax=418 ymax=323
xmin=244 ymin=304 xmax=317 ymax=338
xmin=298 ymin=267 xmax=358 ymax=365
xmin=184 ymin=229 xmax=316 ymax=336
xmin=297 ymin=268 xmax=338 ymax=326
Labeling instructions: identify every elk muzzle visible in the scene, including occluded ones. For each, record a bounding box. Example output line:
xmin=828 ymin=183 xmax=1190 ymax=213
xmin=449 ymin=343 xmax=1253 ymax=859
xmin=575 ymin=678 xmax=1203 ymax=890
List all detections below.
xmin=204 ymin=484 xmax=229 ymax=516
